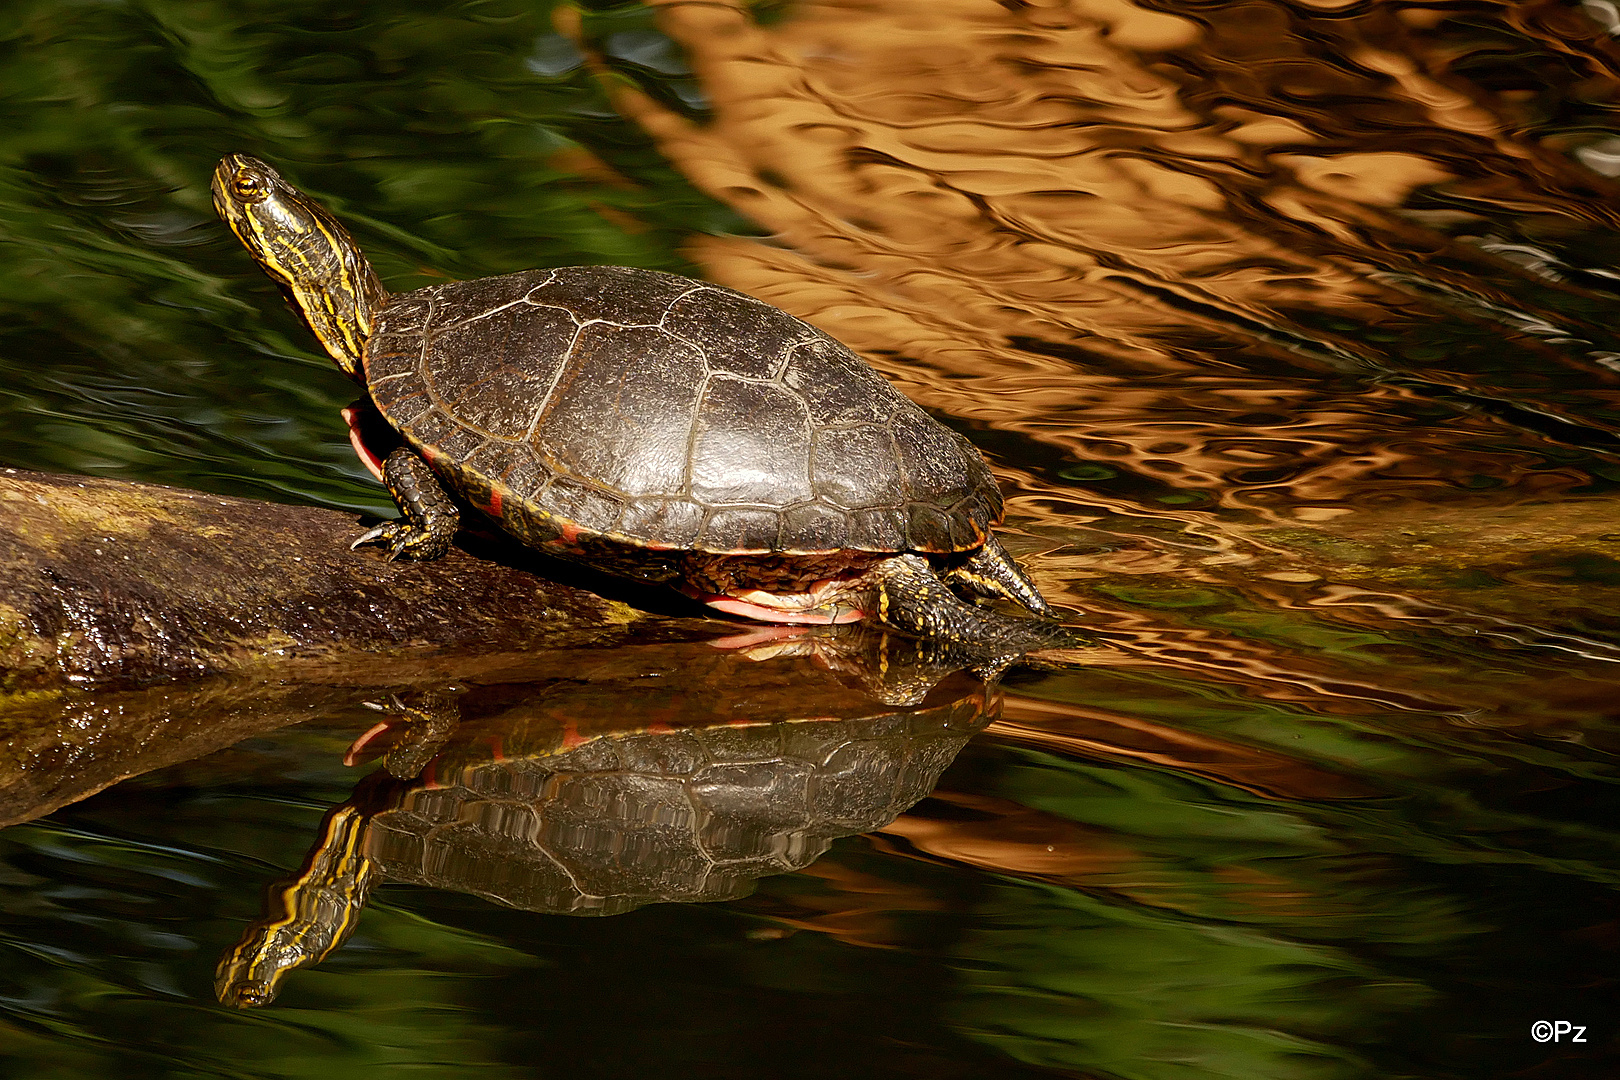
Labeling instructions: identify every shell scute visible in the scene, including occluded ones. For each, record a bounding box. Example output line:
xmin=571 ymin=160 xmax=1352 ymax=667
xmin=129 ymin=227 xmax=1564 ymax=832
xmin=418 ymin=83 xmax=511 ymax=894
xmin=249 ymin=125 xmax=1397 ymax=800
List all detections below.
xmin=780 ymin=504 xmax=851 ymax=551
xmin=430 ymin=272 xmax=544 ymax=328
xmin=663 ymin=286 xmax=804 ymax=380
xmin=536 ymin=323 xmax=703 ymax=498
xmin=893 ymin=412 xmax=984 ymax=504
xmin=945 ymin=498 xmax=990 ymax=548
xmin=905 ymin=503 xmax=956 ymax=551
xmin=810 ymin=424 xmax=903 ymax=510
xmin=375 ymin=291 xmax=433 ymax=336
xmin=701 ymin=508 xmax=783 ymax=552
xmin=545 ymin=477 xmax=624 ymax=534
xmin=463 ymin=441 xmax=523 ymax=486
xmin=620 ymin=498 xmax=705 ymax=547
xmin=425 ymin=306 xmax=576 ymax=441
xmin=782 ymin=338 xmax=896 ymax=425
xmin=405 ymin=407 xmax=456 ymax=455
xmin=503 ymin=456 xmax=547 ymax=503
xmin=526 ymin=265 xmax=693 ymax=325
xmin=365 ymin=316 xmax=423 ymax=387
xmin=373 ymin=385 xmax=432 ymax=429
xmin=502 ymin=496 xmax=563 ymax=547
xmin=848 ymin=507 xmax=908 ymax=551
xmin=429 ymin=423 xmax=483 ymax=466
xmin=690 ymin=378 xmax=812 ymax=506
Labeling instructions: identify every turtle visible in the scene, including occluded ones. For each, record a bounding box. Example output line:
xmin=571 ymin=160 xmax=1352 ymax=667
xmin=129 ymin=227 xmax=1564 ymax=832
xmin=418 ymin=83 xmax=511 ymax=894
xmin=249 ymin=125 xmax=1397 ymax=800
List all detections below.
xmin=211 ymin=154 xmax=1057 ymax=648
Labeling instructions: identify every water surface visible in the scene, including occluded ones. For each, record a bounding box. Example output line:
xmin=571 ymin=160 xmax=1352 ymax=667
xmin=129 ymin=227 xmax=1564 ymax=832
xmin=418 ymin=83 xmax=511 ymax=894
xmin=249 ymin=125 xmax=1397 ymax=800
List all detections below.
xmin=3 ymin=0 xmax=1620 ymax=1076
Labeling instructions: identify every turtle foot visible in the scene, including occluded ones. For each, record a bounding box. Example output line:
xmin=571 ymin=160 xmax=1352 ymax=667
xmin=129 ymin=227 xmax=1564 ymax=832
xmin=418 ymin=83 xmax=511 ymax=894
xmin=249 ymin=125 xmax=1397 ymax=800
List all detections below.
xmin=353 ymin=447 xmax=459 ymax=561
xmin=351 ymin=519 xmax=453 ymax=561
xmin=359 ymin=691 xmax=462 ymax=778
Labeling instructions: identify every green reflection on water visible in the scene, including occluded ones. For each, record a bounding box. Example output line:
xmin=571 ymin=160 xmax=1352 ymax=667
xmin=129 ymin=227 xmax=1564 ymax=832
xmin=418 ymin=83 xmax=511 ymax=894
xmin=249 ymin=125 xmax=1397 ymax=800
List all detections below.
xmin=0 ymin=738 xmax=1024 ymax=1079
xmin=0 ymin=0 xmax=734 ymax=510
xmin=8 ymin=705 xmax=1614 ymax=1079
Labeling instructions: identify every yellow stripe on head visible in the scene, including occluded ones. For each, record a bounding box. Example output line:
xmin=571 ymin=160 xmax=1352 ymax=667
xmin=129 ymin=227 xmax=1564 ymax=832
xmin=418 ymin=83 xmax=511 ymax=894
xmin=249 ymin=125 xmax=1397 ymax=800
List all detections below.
xmin=212 ymin=155 xmax=385 ymax=379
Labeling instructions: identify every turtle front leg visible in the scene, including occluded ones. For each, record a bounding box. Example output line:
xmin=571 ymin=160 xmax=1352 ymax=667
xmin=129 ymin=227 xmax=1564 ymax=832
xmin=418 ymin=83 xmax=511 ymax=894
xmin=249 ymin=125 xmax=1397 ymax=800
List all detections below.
xmin=870 ymin=554 xmax=1066 ymax=652
xmin=358 ymin=691 xmax=462 ymax=779
xmin=943 ymin=534 xmax=1053 ymax=618
xmin=352 ymin=447 xmax=459 ymax=561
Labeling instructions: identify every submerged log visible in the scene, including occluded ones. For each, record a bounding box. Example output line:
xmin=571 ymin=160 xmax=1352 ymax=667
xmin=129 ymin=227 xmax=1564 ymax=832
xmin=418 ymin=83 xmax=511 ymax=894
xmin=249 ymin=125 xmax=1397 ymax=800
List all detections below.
xmin=5 ymin=467 xmax=1619 ymax=828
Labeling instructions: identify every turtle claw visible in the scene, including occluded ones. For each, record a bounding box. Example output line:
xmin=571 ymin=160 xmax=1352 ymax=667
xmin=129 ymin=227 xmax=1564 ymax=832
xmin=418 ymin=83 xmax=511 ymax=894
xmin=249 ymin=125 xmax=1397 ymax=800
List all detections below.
xmin=351 ymin=450 xmax=460 ymax=561
xmin=350 ymin=523 xmax=398 ymax=551
xmin=351 ymin=518 xmax=447 ymax=561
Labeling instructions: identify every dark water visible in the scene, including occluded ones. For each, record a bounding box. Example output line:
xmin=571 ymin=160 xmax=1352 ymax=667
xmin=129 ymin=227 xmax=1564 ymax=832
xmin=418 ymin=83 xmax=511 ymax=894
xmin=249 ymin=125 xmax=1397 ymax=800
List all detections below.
xmin=4 ymin=0 xmax=1620 ymax=1076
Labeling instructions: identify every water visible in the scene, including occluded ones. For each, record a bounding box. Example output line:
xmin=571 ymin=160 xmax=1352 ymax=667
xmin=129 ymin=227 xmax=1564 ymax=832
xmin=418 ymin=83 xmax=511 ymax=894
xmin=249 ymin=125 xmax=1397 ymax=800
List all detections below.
xmin=3 ymin=0 xmax=1620 ymax=1075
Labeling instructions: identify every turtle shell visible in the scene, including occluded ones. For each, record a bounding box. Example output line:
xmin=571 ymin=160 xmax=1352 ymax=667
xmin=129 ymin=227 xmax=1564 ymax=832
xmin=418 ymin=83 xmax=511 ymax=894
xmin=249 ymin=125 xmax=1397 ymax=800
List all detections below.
xmin=363 ymin=265 xmax=1000 ymax=555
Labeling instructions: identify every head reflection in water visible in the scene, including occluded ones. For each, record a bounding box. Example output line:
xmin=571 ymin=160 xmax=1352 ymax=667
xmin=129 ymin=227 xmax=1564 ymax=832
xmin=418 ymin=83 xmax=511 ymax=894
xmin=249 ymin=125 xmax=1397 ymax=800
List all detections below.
xmin=214 ymin=630 xmax=1000 ymax=1008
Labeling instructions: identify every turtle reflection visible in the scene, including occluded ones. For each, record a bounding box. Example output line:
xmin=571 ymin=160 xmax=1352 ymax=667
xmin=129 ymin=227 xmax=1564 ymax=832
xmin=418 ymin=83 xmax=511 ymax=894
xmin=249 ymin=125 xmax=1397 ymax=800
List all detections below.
xmin=216 ymin=628 xmax=999 ymax=1008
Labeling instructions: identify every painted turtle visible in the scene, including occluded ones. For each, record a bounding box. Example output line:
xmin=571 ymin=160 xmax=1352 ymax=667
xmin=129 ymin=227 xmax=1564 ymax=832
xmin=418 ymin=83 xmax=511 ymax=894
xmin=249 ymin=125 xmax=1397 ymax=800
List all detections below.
xmin=212 ymin=155 xmax=1056 ymax=647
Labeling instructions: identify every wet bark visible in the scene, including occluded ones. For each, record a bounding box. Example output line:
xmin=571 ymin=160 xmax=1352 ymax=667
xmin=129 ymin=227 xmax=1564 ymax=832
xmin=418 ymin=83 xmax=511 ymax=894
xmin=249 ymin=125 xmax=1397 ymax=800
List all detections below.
xmin=0 ymin=468 xmax=717 ymax=827
xmin=7 ymin=468 xmax=1620 ymax=697
xmin=0 ymin=468 xmax=696 ymax=691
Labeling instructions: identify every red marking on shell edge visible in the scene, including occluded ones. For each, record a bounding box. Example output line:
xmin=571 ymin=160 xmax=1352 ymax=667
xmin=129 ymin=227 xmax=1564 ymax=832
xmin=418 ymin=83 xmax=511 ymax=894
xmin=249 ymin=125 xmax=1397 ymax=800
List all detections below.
xmin=484 ymin=488 xmax=503 ymax=519
xmin=341 ymin=408 xmax=387 ymax=483
xmin=489 ymin=735 xmax=505 ymax=762
xmin=557 ymin=521 xmax=582 ymax=544
xmin=559 ymin=720 xmax=587 ymax=750
xmin=344 ymin=721 xmax=391 ymax=766
xmin=704 ymin=596 xmax=866 ymax=625
xmin=645 ymin=721 xmax=673 ymax=734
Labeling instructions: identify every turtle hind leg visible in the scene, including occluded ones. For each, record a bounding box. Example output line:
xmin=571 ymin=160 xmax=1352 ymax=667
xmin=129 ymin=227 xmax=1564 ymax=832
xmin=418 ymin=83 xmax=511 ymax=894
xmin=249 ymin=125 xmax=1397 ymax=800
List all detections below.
xmin=352 ymin=447 xmax=459 ymax=561
xmin=872 ymin=554 xmax=1068 ymax=653
xmin=944 ymin=534 xmax=1053 ymax=618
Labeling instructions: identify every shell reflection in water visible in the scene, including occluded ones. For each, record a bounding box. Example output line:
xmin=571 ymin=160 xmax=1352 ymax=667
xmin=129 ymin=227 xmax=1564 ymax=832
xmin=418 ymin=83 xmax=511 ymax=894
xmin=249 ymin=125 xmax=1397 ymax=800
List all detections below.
xmin=215 ymin=628 xmax=999 ymax=1008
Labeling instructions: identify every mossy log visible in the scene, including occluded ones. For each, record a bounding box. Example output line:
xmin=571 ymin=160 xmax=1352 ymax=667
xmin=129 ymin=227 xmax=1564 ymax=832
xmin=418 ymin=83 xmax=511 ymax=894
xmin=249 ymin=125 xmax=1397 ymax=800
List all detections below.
xmin=9 ymin=468 xmax=1620 ymax=697
xmin=0 ymin=469 xmax=699 ymax=691
xmin=0 ymin=467 xmax=714 ymax=827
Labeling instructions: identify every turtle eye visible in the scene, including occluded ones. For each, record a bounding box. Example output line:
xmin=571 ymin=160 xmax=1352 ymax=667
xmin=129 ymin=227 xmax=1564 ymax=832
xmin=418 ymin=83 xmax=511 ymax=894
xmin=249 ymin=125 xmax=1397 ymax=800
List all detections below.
xmin=231 ymin=171 xmax=269 ymax=202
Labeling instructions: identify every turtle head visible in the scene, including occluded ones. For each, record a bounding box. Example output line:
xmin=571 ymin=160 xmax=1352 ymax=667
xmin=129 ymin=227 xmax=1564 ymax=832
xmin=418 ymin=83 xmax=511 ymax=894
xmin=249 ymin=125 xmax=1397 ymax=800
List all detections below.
xmin=213 ymin=154 xmax=385 ymax=379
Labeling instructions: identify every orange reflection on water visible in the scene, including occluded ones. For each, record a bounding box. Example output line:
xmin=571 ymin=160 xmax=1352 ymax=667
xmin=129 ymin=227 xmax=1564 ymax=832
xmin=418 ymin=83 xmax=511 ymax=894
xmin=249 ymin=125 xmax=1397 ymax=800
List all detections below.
xmin=573 ymin=0 xmax=1620 ymax=532
xmin=558 ymin=0 xmax=1620 ymax=733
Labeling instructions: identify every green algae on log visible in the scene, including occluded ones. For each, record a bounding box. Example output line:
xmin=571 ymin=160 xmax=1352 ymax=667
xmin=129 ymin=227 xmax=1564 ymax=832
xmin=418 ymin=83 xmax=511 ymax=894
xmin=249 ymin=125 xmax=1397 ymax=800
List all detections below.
xmin=0 ymin=469 xmax=661 ymax=689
